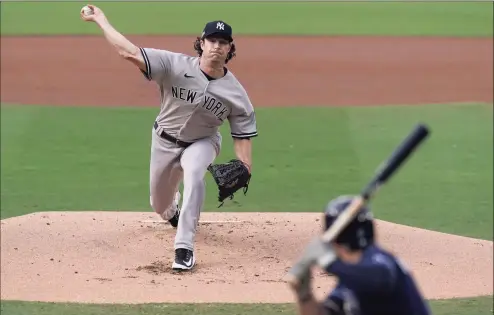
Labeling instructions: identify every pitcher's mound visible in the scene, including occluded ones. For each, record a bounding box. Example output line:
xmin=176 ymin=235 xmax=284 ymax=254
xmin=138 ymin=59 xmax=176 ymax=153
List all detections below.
xmin=1 ymin=211 xmax=492 ymax=304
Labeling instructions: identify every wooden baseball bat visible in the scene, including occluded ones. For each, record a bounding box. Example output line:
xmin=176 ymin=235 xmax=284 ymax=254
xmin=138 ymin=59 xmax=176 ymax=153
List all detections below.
xmin=285 ymin=123 xmax=431 ymax=286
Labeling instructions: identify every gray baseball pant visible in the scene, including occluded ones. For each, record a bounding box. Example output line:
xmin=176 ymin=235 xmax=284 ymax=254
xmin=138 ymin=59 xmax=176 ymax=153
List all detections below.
xmin=149 ymin=128 xmax=218 ymax=251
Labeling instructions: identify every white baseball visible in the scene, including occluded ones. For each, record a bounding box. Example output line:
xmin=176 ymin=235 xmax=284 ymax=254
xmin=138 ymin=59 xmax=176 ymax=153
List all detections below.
xmin=81 ymin=6 xmax=94 ymax=16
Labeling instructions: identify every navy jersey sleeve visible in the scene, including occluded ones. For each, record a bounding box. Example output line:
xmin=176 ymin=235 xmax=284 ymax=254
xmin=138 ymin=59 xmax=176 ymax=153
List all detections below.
xmin=323 ymin=284 xmax=361 ymax=315
xmin=326 ymin=253 xmax=397 ymax=294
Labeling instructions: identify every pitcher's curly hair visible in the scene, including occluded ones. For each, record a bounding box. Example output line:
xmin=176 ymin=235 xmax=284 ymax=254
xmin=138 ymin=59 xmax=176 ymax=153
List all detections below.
xmin=193 ymin=37 xmax=236 ymax=64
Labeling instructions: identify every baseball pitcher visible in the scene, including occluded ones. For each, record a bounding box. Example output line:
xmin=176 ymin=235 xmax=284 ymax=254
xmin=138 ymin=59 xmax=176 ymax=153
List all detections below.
xmin=288 ymin=195 xmax=432 ymax=315
xmin=81 ymin=5 xmax=257 ymax=271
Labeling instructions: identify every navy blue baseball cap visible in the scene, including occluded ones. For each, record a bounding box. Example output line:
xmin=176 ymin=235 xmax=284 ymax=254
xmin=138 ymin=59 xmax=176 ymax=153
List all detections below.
xmin=201 ymin=20 xmax=233 ymax=42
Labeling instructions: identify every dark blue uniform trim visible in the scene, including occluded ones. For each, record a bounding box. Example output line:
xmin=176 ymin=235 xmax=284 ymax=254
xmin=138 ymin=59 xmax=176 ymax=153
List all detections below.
xmin=231 ymin=131 xmax=258 ymax=139
xmin=327 ymin=259 xmax=396 ymax=293
xmin=323 ymin=246 xmax=432 ymax=315
xmin=139 ymin=47 xmax=152 ymax=81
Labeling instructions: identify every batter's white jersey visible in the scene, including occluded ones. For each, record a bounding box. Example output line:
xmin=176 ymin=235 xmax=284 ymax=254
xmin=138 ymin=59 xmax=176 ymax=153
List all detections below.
xmin=139 ymin=47 xmax=258 ymax=143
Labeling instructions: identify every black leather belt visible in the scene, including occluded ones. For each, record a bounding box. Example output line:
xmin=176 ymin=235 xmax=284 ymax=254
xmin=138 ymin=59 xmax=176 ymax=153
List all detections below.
xmin=154 ymin=121 xmax=193 ymax=148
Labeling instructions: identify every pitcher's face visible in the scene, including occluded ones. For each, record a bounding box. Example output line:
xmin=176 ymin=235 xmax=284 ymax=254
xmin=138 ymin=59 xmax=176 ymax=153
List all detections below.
xmin=201 ymin=35 xmax=231 ymax=63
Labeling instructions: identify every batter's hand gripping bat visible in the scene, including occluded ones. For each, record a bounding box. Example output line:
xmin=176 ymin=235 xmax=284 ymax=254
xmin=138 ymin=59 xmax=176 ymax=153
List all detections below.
xmin=285 ymin=123 xmax=431 ymax=287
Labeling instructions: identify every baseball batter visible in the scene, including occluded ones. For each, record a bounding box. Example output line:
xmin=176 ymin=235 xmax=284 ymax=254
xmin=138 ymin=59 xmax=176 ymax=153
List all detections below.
xmin=288 ymin=196 xmax=431 ymax=315
xmin=81 ymin=5 xmax=257 ymax=271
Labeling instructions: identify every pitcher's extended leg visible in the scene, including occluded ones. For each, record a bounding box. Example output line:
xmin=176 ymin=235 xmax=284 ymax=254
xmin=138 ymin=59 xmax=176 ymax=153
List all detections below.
xmin=174 ymin=139 xmax=217 ymax=251
xmin=149 ymin=130 xmax=184 ymax=221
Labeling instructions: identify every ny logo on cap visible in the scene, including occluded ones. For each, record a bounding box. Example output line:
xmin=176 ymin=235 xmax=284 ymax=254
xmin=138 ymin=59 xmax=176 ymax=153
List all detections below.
xmin=216 ymin=22 xmax=225 ymax=30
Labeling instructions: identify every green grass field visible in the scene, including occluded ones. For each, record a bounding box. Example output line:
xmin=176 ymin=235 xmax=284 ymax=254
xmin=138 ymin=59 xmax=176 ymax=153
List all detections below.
xmin=1 ymin=296 xmax=493 ymax=315
xmin=1 ymin=2 xmax=492 ymax=36
xmin=1 ymin=103 xmax=492 ymax=240
xmin=1 ymin=2 xmax=493 ymax=314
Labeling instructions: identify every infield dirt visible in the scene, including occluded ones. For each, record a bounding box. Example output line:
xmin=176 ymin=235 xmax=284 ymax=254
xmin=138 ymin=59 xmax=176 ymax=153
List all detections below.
xmin=1 ymin=35 xmax=493 ymax=304
xmin=1 ymin=36 xmax=492 ymax=107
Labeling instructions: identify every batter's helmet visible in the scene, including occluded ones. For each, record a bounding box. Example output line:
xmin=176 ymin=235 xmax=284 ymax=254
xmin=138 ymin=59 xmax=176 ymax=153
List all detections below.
xmin=324 ymin=195 xmax=375 ymax=251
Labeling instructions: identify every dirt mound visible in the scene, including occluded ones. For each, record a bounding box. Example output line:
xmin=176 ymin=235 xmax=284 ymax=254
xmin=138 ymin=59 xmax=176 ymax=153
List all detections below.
xmin=1 ymin=36 xmax=492 ymax=107
xmin=1 ymin=211 xmax=492 ymax=303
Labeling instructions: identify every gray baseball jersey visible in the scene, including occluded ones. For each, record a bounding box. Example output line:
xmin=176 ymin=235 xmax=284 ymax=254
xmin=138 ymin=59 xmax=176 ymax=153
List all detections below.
xmin=139 ymin=47 xmax=258 ymax=254
xmin=140 ymin=47 xmax=258 ymax=142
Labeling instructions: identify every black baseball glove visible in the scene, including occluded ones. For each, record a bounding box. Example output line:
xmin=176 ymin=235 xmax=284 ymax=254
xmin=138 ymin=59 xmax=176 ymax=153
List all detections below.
xmin=207 ymin=159 xmax=251 ymax=207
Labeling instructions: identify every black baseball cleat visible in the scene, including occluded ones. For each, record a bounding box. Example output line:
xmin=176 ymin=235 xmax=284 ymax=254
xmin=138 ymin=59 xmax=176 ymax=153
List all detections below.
xmin=168 ymin=209 xmax=180 ymax=228
xmin=172 ymin=248 xmax=195 ymax=271
xmin=168 ymin=191 xmax=181 ymax=228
